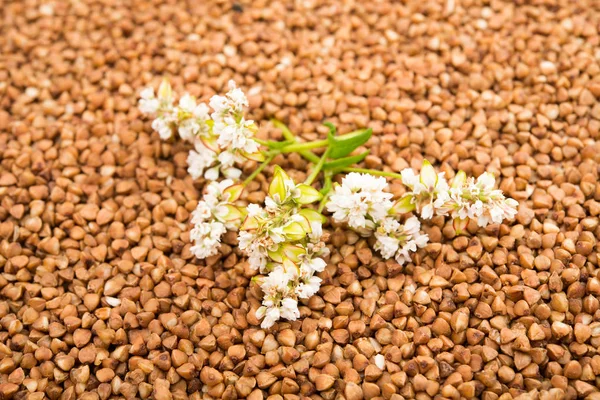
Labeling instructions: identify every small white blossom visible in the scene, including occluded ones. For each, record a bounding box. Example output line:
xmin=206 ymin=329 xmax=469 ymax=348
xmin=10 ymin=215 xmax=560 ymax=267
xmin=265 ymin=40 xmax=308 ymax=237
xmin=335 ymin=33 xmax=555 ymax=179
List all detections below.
xmin=401 ymin=161 xmax=449 ymax=219
xmin=374 ymin=216 xmax=429 ymax=266
xmin=215 ymin=117 xmax=259 ymax=154
xmin=210 ymin=80 xmax=249 ymax=121
xmin=326 ymin=173 xmax=393 ymax=233
xmin=151 ymin=117 xmax=174 ymax=140
xmin=187 ymin=141 xmax=218 ymax=180
xmin=138 ymin=88 xmax=159 ymax=114
xmin=256 ymin=305 xmax=280 ymax=329
xmin=373 ymin=234 xmax=400 ymax=260
xmin=226 ymin=80 xmax=249 ymax=111
xmin=435 ymin=171 xmax=519 ymax=228
xmin=139 ymin=79 xmax=261 ymax=182
xmin=280 ymin=297 xmax=300 ymax=321
xmin=296 ymin=276 xmax=322 ymax=299
xmin=189 ymin=221 xmax=227 ymax=259
xmin=177 ymin=95 xmax=210 ymax=142
xmin=260 ymin=266 xmax=296 ymax=298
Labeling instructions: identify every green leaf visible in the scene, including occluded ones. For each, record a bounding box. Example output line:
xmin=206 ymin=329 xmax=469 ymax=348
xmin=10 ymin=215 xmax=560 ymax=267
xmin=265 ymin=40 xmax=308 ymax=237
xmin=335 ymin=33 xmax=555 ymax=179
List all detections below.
xmin=327 ymin=128 xmax=372 ymax=159
xmin=267 ymin=248 xmax=284 ymax=263
xmin=241 ymin=216 xmax=259 ymax=230
xmin=323 ymin=122 xmax=337 ymax=136
xmin=222 ymin=205 xmax=243 ymax=222
xmin=323 ymin=150 xmax=370 ymax=172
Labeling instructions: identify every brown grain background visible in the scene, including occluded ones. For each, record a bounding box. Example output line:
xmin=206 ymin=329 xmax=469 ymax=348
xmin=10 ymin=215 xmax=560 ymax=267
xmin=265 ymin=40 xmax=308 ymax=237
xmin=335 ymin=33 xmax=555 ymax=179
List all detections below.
xmin=1 ymin=0 xmax=600 ymax=399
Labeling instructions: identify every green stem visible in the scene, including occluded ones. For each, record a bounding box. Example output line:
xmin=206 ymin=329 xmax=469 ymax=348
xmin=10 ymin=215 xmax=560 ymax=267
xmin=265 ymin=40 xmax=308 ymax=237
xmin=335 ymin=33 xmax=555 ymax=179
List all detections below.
xmin=343 ymin=167 xmax=404 ymax=180
xmin=243 ymin=154 xmax=276 ymax=186
xmin=280 ymin=139 xmax=329 ymax=153
xmin=254 ymin=138 xmax=269 ymax=146
xmin=270 ymin=119 xmax=320 ymax=163
xmin=305 ymin=148 xmax=331 ymax=186
xmin=277 ymin=121 xmax=296 ymax=141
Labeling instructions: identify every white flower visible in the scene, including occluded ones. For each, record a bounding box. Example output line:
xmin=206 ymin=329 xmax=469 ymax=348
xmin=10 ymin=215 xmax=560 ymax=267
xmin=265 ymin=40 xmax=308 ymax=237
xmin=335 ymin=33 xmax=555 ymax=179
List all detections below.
xmin=187 ymin=141 xmax=217 ymax=180
xmin=217 ymin=148 xmax=237 ymax=168
xmin=209 ymin=80 xmax=248 ymax=121
xmin=248 ymin=246 xmax=268 ymax=271
xmin=190 ymin=221 xmax=227 ymax=259
xmin=374 ymin=217 xmax=428 ymax=265
xmin=191 ymin=201 xmax=212 ymax=224
xmin=260 ymin=267 xmax=295 ymax=297
xmin=300 ymin=257 xmax=326 ymax=275
xmin=247 ymin=204 xmax=266 ymax=218
xmin=326 ymin=173 xmax=393 ymax=232
xmin=138 ymin=88 xmax=159 ymax=114
xmin=400 ymin=168 xmax=419 ymax=188
xmin=435 ymin=171 xmax=519 ymax=228
xmin=475 ymin=172 xmax=496 ymax=191
xmin=215 ymin=117 xmax=259 ymax=154
xmin=209 ymin=95 xmax=229 ymax=119
xmin=227 ymin=80 xmax=249 ymax=111
xmin=258 ymin=306 xmax=280 ymax=329
xmin=373 ymin=234 xmax=399 ymax=260
xmin=237 ymin=230 xmax=255 ymax=251
xmin=178 ymin=93 xmax=197 ymax=113
xmin=178 ymin=119 xmax=200 ymax=142
xmin=308 ymin=221 xmax=323 ymax=243
xmin=177 ymin=95 xmax=210 ymax=142
xmin=151 ymin=117 xmax=173 ymax=140
xmin=280 ymin=297 xmax=300 ymax=321
xmin=401 ymin=161 xmax=450 ymax=219
xmin=296 ymin=276 xmax=321 ymax=299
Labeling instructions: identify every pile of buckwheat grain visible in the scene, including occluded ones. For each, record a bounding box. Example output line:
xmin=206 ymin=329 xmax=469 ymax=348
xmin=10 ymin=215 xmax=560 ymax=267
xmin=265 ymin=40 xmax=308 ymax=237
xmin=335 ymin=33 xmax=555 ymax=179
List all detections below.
xmin=1 ymin=0 xmax=600 ymax=399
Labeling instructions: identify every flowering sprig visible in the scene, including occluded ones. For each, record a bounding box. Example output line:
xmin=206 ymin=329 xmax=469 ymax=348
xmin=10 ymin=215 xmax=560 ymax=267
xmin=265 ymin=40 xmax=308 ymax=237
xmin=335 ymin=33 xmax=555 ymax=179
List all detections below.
xmin=139 ymin=80 xmax=519 ymax=329
xmin=138 ymin=79 xmax=264 ymax=181
xmin=374 ymin=216 xmax=429 ymax=265
xmin=396 ymin=160 xmax=449 ymax=219
xmin=189 ymin=180 xmax=244 ymax=259
xmin=239 ymin=167 xmax=329 ymax=328
xmin=327 ymin=173 xmax=393 ymax=235
xmin=326 ymin=173 xmax=429 ymax=265
xmin=394 ymin=161 xmax=519 ymax=232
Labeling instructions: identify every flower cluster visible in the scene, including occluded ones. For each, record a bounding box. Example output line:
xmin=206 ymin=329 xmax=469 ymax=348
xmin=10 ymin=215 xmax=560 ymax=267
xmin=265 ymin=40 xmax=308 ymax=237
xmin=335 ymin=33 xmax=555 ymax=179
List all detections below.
xmin=327 ymin=173 xmax=429 ymax=265
xmin=138 ymin=79 xmax=263 ymax=181
xmin=189 ymin=180 xmax=244 ymax=259
xmin=437 ymin=171 xmax=520 ymax=230
xmin=239 ymin=167 xmax=329 ymax=328
xmin=326 ymin=163 xmax=518 ymax=266
xmin=139 ymin=81 xmax=519 ymax=330
xmin=326 ymin=172 xmax=393 ymax=235
xmin=397 ymin=160 xmax=519 ymax=231
xmin=374 ymin=216 xmax=429 ymax=265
